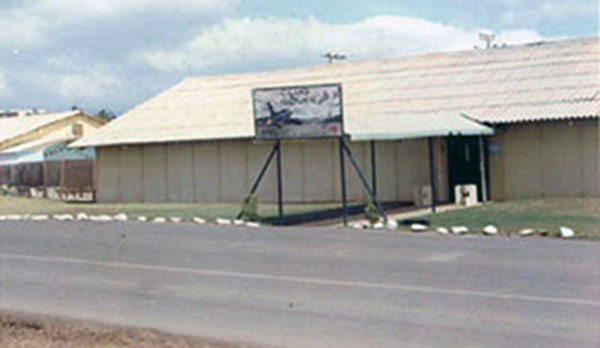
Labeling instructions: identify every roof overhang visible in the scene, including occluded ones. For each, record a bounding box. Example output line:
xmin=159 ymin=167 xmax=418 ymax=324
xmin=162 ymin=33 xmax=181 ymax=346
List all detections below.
xmin=347 ymin=113 xmax=494 ymax=141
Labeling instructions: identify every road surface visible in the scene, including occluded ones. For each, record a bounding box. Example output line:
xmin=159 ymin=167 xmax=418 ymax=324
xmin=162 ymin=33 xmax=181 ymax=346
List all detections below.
xmin=0 ymin=221 xmax=598 ymax=347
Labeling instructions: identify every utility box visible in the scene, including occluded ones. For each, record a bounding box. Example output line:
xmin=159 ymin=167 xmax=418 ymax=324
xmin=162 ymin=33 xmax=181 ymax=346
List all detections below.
xmin=413 ymin=185 xmax=433 ymax=207
xmin=455 ymin=184 xmax=478 ymax=206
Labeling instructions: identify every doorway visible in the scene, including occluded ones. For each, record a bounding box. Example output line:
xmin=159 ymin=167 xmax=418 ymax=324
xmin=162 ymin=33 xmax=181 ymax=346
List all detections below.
xmin=447 ymin=136 xmax=489 ymax=202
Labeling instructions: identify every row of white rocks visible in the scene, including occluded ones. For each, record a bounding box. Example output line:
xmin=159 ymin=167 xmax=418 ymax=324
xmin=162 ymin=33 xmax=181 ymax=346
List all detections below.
xmin=352 ymin=221 xmax=575 ymax=238
xmin=0 ymin=213 xmax=261 ymax=228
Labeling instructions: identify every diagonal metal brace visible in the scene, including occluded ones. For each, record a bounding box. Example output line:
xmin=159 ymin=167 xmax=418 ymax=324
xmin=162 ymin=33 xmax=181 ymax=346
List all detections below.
xmin=341 ymin=139 xmax=387 ymax=221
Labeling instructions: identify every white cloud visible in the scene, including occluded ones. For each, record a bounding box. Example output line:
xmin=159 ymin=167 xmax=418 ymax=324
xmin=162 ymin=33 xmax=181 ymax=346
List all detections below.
xmin=141 ymin=15 xmax=556 ymax=72
xmin=55 ymin=72 xmax=123 ymax=100
xmin=31 ymin=0 xmax=240 ymax=18
xmin=0 ymin=0 xmax=239 ymax=48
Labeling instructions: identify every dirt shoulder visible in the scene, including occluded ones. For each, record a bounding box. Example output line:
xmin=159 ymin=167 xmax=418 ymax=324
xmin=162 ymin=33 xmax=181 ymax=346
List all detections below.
xmin=1 ymin=311 xmax=266 ymax=348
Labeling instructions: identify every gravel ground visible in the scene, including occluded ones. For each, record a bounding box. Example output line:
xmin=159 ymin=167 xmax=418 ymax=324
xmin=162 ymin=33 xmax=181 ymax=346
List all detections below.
xmin=0 ymin=311 xmax=265 ymax=348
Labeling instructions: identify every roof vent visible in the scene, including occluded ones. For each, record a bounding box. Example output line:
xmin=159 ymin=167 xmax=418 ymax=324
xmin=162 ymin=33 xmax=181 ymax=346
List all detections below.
xmin=322 ymin=51 xmax=346 ymax=64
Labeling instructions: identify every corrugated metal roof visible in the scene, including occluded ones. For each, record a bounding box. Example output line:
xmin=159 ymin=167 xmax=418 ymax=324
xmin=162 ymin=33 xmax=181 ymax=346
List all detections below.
xmin=0 ymin=110 xmax=81 ymax=145
xmin=73 ymin=37 xmax=599 ymax=147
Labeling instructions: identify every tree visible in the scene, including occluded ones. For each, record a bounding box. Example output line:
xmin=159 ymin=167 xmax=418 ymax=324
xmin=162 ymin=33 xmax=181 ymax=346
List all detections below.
xmin=95 ymin=109 xmax=116 ymax=122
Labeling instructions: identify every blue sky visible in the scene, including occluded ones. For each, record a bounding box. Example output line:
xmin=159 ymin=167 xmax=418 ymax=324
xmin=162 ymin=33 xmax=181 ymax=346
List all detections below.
xmin=0 ymin=0 xmax=597 ymax=114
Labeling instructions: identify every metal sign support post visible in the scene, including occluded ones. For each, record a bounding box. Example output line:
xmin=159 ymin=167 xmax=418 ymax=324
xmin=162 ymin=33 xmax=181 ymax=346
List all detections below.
xmin=339 ymin=137 xmax=348 ymax=226
xmin=276 ymin=139 xmax=284 ymax=225
xmin=370 ymin=140 xmax=377 ymax=198
xmin=428 ymin=137 xmax=437 ymax=213
xmin=237 ymin=142 xmax=279 ymax=220
xmin=341 ymin=139 xmax=387 ymax=221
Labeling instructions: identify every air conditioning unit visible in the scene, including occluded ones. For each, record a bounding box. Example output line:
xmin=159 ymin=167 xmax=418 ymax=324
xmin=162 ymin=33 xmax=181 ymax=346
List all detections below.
xmin=455 ymin=184 xmax=478 ymax=206
xmin=413 ymin=185 xmax=432 ymax=207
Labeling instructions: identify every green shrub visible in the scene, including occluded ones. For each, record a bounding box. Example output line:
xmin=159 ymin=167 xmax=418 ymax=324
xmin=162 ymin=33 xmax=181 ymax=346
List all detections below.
xmin=364 ymin=202 xmax=380 ymax=225
xmin=240 ymin=194 xmax=260 ymax=221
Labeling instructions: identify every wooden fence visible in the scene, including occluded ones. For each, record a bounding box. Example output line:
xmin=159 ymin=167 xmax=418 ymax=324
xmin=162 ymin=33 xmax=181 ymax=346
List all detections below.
xmin=0 ymin=159 xmax=95 ymax=201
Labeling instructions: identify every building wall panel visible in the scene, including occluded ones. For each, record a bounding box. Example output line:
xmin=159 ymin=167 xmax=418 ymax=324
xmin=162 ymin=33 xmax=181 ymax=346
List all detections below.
xmin=395 ymin=139 xmax=429 ymax=202
xmin=193 ymin=142 xmax=220 ymax=202
xmin=166 ymin=143 xmax=195 ymax=202
xmin=141 ymin=144 xmax=167 ymax=202
xmin=219 ymin=141 xmax=248 ymax=202
xmin=96 ymin=146 xmax=121 ymax=202
xmin=119 ymin=146 xmax=143 ymax=202
xmin=302 ymin=140 xmax=337 ymax=202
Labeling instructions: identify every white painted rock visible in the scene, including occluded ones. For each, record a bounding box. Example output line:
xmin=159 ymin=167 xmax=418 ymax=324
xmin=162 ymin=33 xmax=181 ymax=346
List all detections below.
xmin=451 ymin=226 xmax=469 ymax=235
xmin=192 ymin=217 xmax=206 ymax=225
xmin=559 ymin=226 xmax=575 ymax=238
xmin=351 ymin=222 xmax=366 ymax=229
xmin=246 ymin=222 xmax=261 ymax=228
xmin=114 ymin=213 xmax=128 ymax=222
xmin=53 ymin=214 xmax=74 ymax=221
xmin=137 ymin=216 xmax=147 ymax=222
xmin=436 ymin=227 xmax=450 ymax=235
xmin=233 ymin=219 xmax=245 ymax=226
xmin=76 ymin=213 xmax=89 ymax=221
xmin=90 ymin=215 xmax=114 ymax=222
xmin=386 ymin=220 xmax=399 ymax=230
xmin=0 ymin=216 xmax=6 ymax=221
xmin=169 ymin=217 xmax=182 ymax=223
xmin=519 ymin=228 xmax=535 ymax=237
xmin=483 ymin=225 xmax=499 ymax=235
xmin=216 ymin=218 xmax=232 ymax=225
xmin=6 ymin=215 xmax=24 ymax=221
xmin=372 ymin=222 xmax=385 ymax=229
xmin=411 ymin=223 xmax=428 ymax=232
xmin=31 ymin=215 xmax=50 ymax=221
xmin=153 ymin=217 xmax=166 ymax=223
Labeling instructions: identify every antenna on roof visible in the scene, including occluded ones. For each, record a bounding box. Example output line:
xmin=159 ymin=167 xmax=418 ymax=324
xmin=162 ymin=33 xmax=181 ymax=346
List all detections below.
xmin=478 ymin=32 xmax=496 ymax=49
xmin=322 ymin=51 xmax=346 ymax=64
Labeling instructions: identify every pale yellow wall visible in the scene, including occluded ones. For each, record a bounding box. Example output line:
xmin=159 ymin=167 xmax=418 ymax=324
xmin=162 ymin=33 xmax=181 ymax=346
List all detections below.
xmin=96 ymin=138 xmax=440 ymax=204
xmin=489 ymin=119 xmax=599 ymax=200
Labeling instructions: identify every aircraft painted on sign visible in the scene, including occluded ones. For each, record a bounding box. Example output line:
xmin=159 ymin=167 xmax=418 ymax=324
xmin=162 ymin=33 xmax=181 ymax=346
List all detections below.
xmin=264 ymin=102 xmax=303 ymax=128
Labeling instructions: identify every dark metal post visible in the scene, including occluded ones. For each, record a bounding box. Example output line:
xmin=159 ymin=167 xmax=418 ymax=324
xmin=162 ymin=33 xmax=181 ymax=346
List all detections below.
xmin=479 ymin=135 xmax=488 ymax=203
xmin=342 ymin=140 xmax=387 ymax=221
xmin=339 ymin=137 xmax=348 ymax=226
xmin=249 ymin=144 xmax=278 ymax=195
xmin=428 ymin=137 xmax=437 ymax=213
xmin=370 ymin=140 xmax=377 ymax=198
xmin=236 ymin=143 xmax=279 ymax=220
xmin=276 ymin=139 xmax=283 ymax=225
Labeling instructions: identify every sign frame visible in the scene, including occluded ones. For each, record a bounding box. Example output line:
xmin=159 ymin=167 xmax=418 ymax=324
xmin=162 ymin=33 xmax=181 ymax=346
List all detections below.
xmin=251 ymin=83 xmax=344 ymax=141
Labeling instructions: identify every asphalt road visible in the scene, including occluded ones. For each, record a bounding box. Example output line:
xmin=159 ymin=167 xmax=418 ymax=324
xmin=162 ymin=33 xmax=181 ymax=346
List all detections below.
xmin=0 ymin=221 xmax=598 ymax=348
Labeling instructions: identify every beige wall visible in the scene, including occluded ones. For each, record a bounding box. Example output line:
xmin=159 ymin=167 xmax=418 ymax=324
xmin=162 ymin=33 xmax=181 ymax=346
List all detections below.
xmin=96 ymin=138 xmax=441 ymax=204
xmin=489 ymin=119 xmax=600 ymax=200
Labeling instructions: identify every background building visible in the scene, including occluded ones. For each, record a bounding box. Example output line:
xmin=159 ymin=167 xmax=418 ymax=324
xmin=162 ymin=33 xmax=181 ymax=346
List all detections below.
xmin=74 ymin=37 xmax=599 ymax=204
xmin=0 ymin=110 xmax=106 ymax=199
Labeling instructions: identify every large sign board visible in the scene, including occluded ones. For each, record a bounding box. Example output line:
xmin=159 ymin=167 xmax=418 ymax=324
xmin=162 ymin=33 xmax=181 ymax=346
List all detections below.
xmin=252 ymin=83 xmax=343 ymax=140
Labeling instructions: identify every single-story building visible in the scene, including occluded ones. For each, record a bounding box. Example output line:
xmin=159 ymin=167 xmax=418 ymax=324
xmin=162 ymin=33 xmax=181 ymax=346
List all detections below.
xmin=0 ymin=110 xmax=106 ymax=198
xmin=73 ymin=37 xmax=599 ymax=204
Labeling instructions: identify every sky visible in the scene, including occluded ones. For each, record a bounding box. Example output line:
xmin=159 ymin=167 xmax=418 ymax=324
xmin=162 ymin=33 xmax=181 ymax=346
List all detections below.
xmin=0 ymin=0 xmax=597 ymax=114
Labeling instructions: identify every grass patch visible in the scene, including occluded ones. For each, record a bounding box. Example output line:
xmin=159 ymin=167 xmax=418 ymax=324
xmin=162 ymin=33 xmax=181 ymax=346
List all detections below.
xmin=414 ymin=198 xmax=600 ymax=239
xmin=0 ymin=196 xmax=339 ymax=223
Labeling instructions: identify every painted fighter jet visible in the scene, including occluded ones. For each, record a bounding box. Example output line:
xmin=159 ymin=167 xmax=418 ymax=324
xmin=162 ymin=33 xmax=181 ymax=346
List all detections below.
xmin=265 ymin=102 xmax=302 ymax=128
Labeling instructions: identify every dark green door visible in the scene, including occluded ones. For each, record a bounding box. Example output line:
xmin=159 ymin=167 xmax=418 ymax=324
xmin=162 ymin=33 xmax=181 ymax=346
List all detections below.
xmin=447 ymin=136 xmax=488 ymax=202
